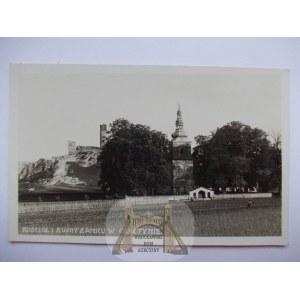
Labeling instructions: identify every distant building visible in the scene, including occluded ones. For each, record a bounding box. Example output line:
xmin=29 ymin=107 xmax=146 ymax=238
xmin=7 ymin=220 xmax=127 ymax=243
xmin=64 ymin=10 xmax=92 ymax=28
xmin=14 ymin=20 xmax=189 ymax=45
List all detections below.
xmin=67 ymin=141 xmax=77 ymax=155
xmin=190 ymin=187 xmax=214 ymax=200
xmin=100 ymin=124 xmax=107 ymax=149
xmin=67 ymin=124 xmax=107 ymax=155
xmin=171 ymin=106 xmax=194 ymax=194
xmin=76 ymin=146 xmax=101 ymax=154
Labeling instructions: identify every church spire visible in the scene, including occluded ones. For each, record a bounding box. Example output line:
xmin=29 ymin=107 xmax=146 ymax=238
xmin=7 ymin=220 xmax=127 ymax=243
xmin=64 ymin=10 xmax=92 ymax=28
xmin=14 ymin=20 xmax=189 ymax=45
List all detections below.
xmin=172 ymin=105 xmax=188 ymax=140
xmin=175 ymin=104 xmax=183 ymax=129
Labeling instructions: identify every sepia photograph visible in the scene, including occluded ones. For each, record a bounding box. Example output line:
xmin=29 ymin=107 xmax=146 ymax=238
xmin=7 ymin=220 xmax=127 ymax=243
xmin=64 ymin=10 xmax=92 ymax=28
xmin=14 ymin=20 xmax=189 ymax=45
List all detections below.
xmin=9 ymin=64 xmax=289 ymax=249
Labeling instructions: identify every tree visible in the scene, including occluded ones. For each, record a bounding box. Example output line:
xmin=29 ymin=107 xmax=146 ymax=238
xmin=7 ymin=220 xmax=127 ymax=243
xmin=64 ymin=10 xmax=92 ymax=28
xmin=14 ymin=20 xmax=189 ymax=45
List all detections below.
xmin=269 ymin=131 xmax=282 ymax=150
xmin=98 ymin=118 xmax=173 ymax=196
xmin=193 ymin=121 xmax=281 ymax=193
xmin=268 ymin=131 xmax=282 ymax=195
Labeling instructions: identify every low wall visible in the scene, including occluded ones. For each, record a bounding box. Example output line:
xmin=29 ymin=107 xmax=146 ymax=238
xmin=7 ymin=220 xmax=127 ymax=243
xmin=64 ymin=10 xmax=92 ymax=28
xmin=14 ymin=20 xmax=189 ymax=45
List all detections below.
xmin=187 ymin=197 xmax=280 ymax=212
xmin=18 ymin=193 xmax=274 ymax=213
xmin=213 ymin=193 xmax=272 ymax=200
xmin=122 ymin=195 xmax=188 ymax=206
xmin=19 ymin=191 xmax=106 ymax=202
xmin=19 ymin=195 xmax=188 ymax=213
xmin=19 ymin=200 xmax=115 ymax=213
xmin=18 ymin=195 xmax=189 ymax=213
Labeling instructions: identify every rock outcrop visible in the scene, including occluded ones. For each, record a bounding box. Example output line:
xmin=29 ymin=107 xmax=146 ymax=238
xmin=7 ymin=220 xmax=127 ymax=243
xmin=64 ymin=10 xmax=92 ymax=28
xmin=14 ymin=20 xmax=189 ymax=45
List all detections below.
xmin=19 ymin=149 xmax=100 ymax=189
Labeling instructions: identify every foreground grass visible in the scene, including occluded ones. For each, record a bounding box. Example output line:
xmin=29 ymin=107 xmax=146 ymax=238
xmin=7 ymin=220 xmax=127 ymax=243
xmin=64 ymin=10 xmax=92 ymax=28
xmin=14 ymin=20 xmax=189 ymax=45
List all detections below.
xmin=19 ymin=203 xmax=281 ymax=237
xmin=193 ymin=206 xmax=281 ymax=236
xmin=19 ymin=209 xmax=108 ymax=235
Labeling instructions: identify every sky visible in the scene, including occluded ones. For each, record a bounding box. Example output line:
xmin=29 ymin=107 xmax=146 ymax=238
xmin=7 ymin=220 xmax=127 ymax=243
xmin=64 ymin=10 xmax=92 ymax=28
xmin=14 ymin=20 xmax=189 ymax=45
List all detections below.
xmin=13 ymin=64 xmax=284 ymax=162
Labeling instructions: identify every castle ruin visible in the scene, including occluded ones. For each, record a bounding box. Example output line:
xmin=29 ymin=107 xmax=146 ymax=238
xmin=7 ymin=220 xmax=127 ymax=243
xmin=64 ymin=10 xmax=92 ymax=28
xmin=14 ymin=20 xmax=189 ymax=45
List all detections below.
xmin=67 ymin=110 xmax=194 ymax=196
xmin=68 ymin=124 xmax=107 ymax=155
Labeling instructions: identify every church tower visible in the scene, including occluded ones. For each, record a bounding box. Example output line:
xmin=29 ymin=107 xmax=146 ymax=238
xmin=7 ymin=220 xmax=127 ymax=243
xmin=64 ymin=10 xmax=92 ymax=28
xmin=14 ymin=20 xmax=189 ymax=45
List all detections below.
xmin=171 ymin=105 xmax=194 ymax=194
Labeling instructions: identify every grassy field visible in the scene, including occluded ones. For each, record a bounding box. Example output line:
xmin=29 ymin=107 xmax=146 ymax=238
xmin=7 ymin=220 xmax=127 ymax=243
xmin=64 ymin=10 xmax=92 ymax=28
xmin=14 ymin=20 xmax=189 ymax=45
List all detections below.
xmin=193 ymin=206 xmax=281 ymax=236
xmin=19 ymin=209 xmax=108 ymax=235
xmin=18 ymin=198 xmax=281 ymax=237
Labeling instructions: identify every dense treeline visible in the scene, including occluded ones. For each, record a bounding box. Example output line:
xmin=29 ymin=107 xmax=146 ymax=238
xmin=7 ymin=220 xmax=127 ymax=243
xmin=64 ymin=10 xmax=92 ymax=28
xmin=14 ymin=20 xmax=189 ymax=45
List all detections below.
xmin=193 ymin=121 xmax=281 ymax=193
xmin=98 ymin=119 xmax=173 ymax=196
xmin=98 ymin=119 xmax=281 ymax=195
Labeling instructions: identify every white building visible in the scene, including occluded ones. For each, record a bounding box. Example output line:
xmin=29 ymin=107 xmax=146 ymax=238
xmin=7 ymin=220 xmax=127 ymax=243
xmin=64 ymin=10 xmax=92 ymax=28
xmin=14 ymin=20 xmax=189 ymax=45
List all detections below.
xmin=189 ymin=187 xmax=214 ymax=200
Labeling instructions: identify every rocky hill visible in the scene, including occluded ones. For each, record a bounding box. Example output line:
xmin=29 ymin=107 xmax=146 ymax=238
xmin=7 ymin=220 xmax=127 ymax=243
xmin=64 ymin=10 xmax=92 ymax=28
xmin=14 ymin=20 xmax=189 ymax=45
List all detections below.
xmin=19 ymin=149 xmax=100 ymax=191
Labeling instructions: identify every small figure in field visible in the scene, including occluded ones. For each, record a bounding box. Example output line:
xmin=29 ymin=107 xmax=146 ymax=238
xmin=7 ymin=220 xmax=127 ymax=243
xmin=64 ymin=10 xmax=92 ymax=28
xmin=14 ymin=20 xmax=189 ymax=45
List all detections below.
xmin=247 ymin=199 xmax=252 ymax=208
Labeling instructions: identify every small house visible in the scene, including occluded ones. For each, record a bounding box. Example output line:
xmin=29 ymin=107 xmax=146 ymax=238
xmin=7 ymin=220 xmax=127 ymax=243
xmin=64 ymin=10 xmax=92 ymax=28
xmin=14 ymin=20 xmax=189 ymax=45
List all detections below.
xmin=189 ymin=187 xmax=214 ymax=200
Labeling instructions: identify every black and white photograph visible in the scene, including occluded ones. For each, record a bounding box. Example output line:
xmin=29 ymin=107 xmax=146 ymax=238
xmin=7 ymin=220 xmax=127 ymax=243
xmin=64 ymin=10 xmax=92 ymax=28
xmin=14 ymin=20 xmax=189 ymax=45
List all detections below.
xmin=9 ymin=64 xmax=289 ymax=247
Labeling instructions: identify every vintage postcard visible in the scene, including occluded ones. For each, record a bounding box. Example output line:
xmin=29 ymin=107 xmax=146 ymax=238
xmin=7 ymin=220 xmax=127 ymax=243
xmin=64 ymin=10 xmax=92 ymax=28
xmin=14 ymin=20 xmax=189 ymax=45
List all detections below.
xmin=9 ymin=64 xmax=289 ymax=255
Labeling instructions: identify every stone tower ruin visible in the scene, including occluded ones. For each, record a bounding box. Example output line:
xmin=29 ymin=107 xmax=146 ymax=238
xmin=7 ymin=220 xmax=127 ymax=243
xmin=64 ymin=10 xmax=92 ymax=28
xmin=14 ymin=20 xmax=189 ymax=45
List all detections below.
xmin=100 ymin=124 xmax=107 ymax=149
xmin=67 ymin=141 xmax=76 ymax=155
